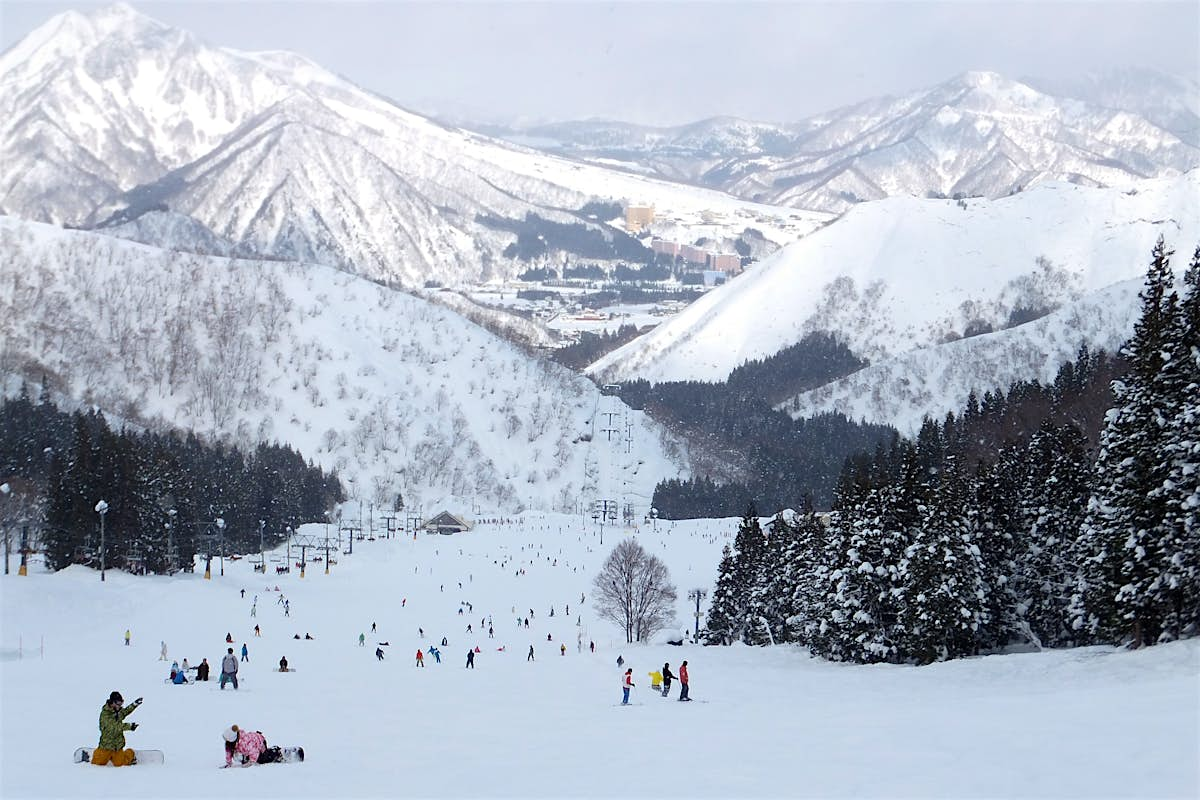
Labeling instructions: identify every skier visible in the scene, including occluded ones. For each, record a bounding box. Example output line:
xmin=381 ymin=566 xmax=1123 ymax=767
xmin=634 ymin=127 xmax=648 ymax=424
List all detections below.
xmin=430 ymin=647 xmax=441 ymax=663
xmin=560 ymin=643 xmax=566 ymax=656
xmin=279 ymin=656 xmax=288 ymax=672
xmin=376 ymin=647 xmax=385 ymax=661
xmin=441 ymin=637 xmax=448 ymax=646
xmin=241 ymin=643 xmax=249 ymax=662
xmin=621 ymin=669 xmax=635 ymax=705
xmin=416 ymin=649 xmax=425 ymax=667
xmin=372 ymin=622 xmax=376 ymax=633
xmin=254 ymin=625 xmax=261 ymax=637
xmin=359 ymin=633 xmax=365 ymax=647
xmin=124 ymin=629 xmax=131 ymax=647
xmin=419 ymin=627 xmax=424 ymax=638
xmin=661 ymin=663 xmax=675 ymax=697
xmin=91 ymin=692 xmax=142 ymax=766
xmin=590 ymin=641 xmax=595 ymax=653
xmin=159 ymin=641 xmax=168 ymax=661
xmin=488 ymin=626 xmax=494 ymax=638
xmin=466 ymin=649 xmax=475 ymax=669
xmin=240 ymin=589 xmax=245 ymax=599
xmin=220 ymin=648 xmax=239 ymax=690
xmin=616 ymin=655 xmax=624 ymax=668
xmin=678 ymin=660 xmax=690 ymax=701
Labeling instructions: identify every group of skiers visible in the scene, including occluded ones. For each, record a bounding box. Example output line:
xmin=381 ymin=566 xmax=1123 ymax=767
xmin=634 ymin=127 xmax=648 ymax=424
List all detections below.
xmin=626 ymin=660 xmax=691 ymax=704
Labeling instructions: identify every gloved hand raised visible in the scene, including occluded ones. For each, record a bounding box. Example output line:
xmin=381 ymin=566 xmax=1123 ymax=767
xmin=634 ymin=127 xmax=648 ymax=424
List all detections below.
xmin=130 ymin=722 xmax=139 ymax=731
xmin=134 ymin=697 xmax=143 ymax=705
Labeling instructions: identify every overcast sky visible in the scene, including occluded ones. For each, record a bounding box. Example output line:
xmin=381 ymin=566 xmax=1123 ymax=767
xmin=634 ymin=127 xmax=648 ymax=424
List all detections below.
xmin=2 ymin=0 xmax=1197 ymax=126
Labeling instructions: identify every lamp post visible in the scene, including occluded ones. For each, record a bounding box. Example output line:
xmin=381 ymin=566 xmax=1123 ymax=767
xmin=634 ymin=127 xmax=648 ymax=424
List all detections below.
xmin=165 ymin=508 xmax=177 ymax=573
xmin=1 ymin=483 xmax=10 ymax=575
xmin=95 ymin=499 xmax=109 ymax=582
xmin=216 ymin=517 xmax=225 ymax=577
xmin=688 ymin=588 xmax=708 ymax=641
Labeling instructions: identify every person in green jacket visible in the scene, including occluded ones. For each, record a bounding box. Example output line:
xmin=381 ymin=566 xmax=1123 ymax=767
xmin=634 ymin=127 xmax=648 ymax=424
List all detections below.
xmin=91 ymin=691 xmax=142 ymax=766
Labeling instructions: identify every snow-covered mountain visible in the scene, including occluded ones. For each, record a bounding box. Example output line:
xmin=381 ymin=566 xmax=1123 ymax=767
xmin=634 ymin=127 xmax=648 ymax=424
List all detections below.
xmin=781 ymin=277 xmax=1147 ymax=435
xmin=0 ymin=3 xmax=825 ymax=285
xmin=492 ymin=71 xmax=1200 ymax=213
xmin=587 ymin=172 xmax=1200 ymax=392
xmin=0 ymin=216 xmax=689 ymax=513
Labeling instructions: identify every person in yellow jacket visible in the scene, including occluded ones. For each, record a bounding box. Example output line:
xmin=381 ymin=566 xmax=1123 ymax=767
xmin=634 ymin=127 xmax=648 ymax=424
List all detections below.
xmin=649 ymin=670 xmax=662 ymax=691
xmin=91 ymin=691 xmax=142 ymax=766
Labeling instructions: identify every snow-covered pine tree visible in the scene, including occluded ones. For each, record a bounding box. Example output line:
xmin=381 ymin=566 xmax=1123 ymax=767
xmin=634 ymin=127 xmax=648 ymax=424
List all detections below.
xmin=1013 ymin=422 xmax=1091 ymax=648
xmin=971 ymin=449 xmax=1021 ymax=649
xmin=745 ymin=511 xmax=796 ymax=645
xmin=702 ymin=544 xmax=739 ymax=645
xmin=1073 ymin=239 xmax=1180 ymax=646
xmin=898 ymin=453 xmax=987 ymax=664
xmin=788 ymin=508 xmax=829 ymax=646
xmin=819 ymin=442 xmax=916 ymax=662
xmin=1155 ymin=246 xmax=1200 ymax=640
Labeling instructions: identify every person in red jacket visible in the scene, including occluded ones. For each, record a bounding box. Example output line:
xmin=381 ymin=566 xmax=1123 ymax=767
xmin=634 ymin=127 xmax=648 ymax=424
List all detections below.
xmin=678 ymin=660 xmax=691 ymax=701
xmin=416 ymin=649 xmax=425 ymax=667
xmin=621 ymin=668 xmax=635 ymax=705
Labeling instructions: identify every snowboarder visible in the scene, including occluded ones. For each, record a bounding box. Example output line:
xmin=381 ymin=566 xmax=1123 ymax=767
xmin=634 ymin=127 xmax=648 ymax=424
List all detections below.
xmin=223 ymin=725 xmax=282 ymax=766
xmin=372 ymin=622 xmax=376 ymax=633
xmin=527 ymin=645 xmax=535 ymax=662
xmin=678 ymin=660 xmax=690 ymax=701
xmin=488 ymin=626 xmax=494 ymax=638
xmin=182 ymin=658 xmax=190 ymax=673
xmin=419 ymin=627 xmax=424 ymax=638
xmin=159 ymin=641 xmax=168 ymax=661
xmin=662 ymin=663 xmax=675 ymax=697
xmin=621 ymin=669 xmax=635 ymax=705
xmin=616 ymin=655 xmax=624 ymax=668
xmin=359 ymin=633 xmax=365 ymax=647
xmin=240 ymin=589 xmax=245 ymax=599
xmin=430 ymin=647 xmax=441 ymax=663
xmin=590 ymin=641 xmax=595 ymax=653
xmin=171 ymin=664 xmax=188 ymax=685
xmin=91 ymin=692 xmax=142 ymax=766
xmin=220 ymin=648 xmax=239 ymax=690
xmin=376 ymin=647 xmax=385 ymax=661
xmin=416 ymin=649 xmax=425 ymax=667
xmin=279 ymin=656 xmax=288 ymax=672
xmin=649 ymin=669 xmax=663 ymax=691
xmin=196 ymin=658 xmax=210 ymax=681
xmin=441 ymin=637 xmax=448 ymax=646
xmin=254 ymin=625 xmax=261 ymax=637
xmin=226 ymin=633 xmax=233 ymax=643
xmin=466 ymin=649 xmax=475 ymax=669
xmin=560 ymin=643 xmax=566 ymax=656
xmin=124 ymin=629 xmax=130 ymax=647
xmin=241 ymin=643 xmax=249 ymax=662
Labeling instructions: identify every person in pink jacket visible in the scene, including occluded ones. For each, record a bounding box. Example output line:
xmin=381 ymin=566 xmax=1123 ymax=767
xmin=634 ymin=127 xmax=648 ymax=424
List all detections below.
xmin=224 ymin=725 xmax=279 ymax=766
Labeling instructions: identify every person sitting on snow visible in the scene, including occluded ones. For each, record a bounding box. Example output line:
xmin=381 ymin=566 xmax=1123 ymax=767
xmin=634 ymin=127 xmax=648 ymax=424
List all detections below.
xmin=91 ymin=692 xmax=142 ymax=766
xmin=223 ymin=725 xmax=282 ymax=766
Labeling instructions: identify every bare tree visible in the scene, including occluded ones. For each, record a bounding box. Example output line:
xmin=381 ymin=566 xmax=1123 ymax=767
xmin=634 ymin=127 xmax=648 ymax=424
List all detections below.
xmin=594 ymin=539 xmax=677 ymax=643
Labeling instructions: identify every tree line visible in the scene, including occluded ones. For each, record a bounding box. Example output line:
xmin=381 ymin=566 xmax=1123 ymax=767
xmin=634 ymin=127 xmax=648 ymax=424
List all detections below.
xmin=703 ymin=240 xmax=1199 ymax=661
xmin=0 ymin=387 xmax=343 ymax=575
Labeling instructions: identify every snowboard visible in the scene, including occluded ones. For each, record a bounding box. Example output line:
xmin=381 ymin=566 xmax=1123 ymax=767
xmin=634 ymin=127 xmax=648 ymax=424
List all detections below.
xmin=75 ymin=747 xmax=164 ymax=765
xmin=274 ymin=668 xmax=297 ymax=672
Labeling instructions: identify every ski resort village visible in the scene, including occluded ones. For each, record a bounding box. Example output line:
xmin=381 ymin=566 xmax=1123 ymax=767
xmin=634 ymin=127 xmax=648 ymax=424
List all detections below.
xmin=1 ymin=3 xmax=1198 ymax=799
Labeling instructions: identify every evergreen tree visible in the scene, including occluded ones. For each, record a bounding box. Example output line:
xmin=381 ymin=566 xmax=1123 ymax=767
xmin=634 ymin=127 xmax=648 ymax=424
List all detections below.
xmin=1155 ymin=247 xmax=1200 ymax=640
xmin=703 ymin=545 xmax=739 ymax=645
xmin=1074 ymin=239 xmax=1180 ymax=645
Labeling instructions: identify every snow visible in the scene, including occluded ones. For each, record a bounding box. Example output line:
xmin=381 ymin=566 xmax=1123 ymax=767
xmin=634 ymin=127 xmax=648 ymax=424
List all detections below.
xmin=2 ymin=513 xmax=1197 ymax=799
xmin=589 ymin=172 xmax=1200 ymax=386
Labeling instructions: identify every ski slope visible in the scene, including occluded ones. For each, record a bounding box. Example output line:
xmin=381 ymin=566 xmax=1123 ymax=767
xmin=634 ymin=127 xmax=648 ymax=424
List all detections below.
xmin=2 ymin=514 xmax=1197 ymax=799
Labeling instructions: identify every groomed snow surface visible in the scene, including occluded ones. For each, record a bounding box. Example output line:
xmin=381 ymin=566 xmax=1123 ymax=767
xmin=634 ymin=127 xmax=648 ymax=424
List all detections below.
xmin=2 ymin=513 xmax=1197 ymax=799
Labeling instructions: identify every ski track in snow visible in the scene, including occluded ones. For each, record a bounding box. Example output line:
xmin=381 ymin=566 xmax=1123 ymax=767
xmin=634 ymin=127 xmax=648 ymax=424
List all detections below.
xmin=2 ymin=512 xmax=1197 ymax=799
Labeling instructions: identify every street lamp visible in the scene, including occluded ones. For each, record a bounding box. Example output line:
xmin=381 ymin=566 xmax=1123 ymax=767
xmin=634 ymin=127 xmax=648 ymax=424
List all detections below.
xmin=216 ymin=517 xmax=225 ymax=576
xmin=165 ymin=508 xmax=177 ymax=574
xmin=1 ymin=483 xmax=10 ymax=575
xmin=95 ymin=499 xmax=109 ymax=582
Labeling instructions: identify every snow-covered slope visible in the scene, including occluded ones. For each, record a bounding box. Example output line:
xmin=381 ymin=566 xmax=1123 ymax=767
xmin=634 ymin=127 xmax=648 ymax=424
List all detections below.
xmin=499 ymin=71 xmax=1199 ymax=213
xmin=3 ymin=514 xmax=1198 ymax=798
xmin=0 ymin=216 xmax=688 ymax=512
xmin=0 ymin=3 xmax=826 ymax=284
xmin=588 ymin=173 xmax=1200 ymax=385
xmin=781 ymin=277 xmax=1146 ymax=434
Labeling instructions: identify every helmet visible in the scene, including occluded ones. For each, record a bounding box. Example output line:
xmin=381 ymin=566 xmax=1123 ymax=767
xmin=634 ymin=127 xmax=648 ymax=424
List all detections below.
xmin=223 ymin=725 xmax=239 ymax=742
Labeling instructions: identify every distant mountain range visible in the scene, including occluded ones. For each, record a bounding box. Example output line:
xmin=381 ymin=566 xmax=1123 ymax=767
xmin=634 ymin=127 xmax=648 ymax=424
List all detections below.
xmin=485 ymin=70 xmax=1200 ymax=213
xmin=0 ymin=3 xmax=822 ymax=286
xmin=588 ymin=173 xmax=1200 ymax=433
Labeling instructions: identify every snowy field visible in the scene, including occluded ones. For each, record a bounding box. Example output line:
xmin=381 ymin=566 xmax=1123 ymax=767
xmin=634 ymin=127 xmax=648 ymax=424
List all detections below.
xmin=2 ymin=513 xmax=1197 ymax=799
